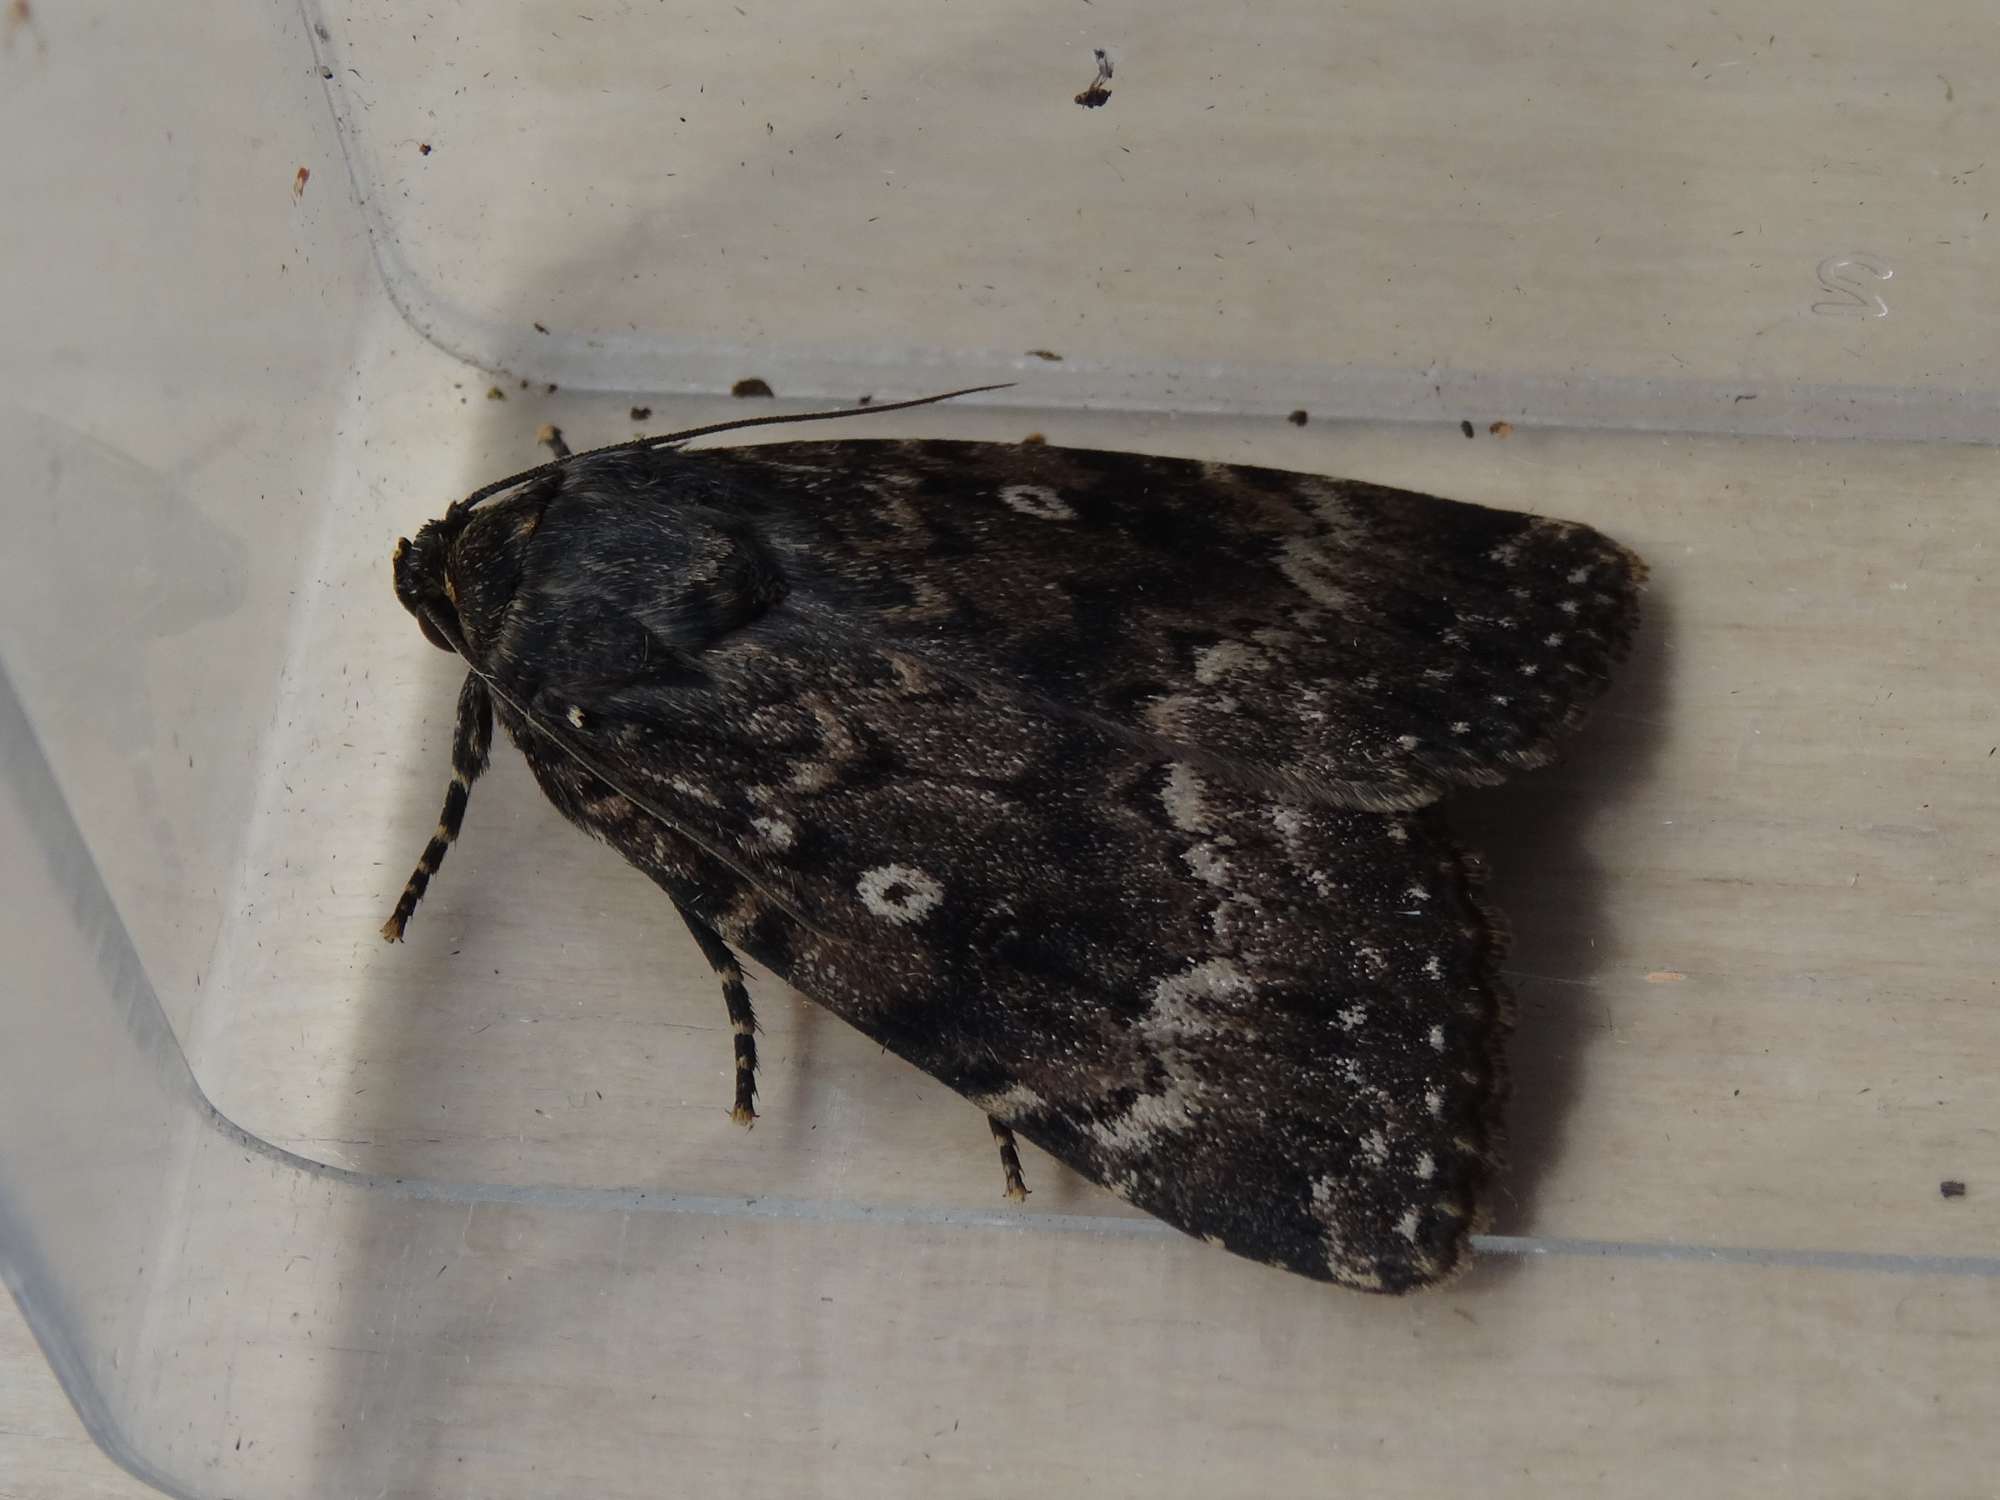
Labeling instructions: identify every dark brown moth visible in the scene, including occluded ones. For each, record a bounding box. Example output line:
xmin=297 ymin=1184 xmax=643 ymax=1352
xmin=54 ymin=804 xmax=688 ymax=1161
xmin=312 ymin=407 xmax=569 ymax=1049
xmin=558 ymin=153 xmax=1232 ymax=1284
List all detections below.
xmin=384 ymin=388 xmax=1644 ymax=1292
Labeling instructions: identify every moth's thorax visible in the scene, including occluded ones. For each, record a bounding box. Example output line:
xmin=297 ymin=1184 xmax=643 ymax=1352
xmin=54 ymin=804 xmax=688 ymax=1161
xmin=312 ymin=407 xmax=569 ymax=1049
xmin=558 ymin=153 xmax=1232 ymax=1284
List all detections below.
xmin=482 ymin=462 xmax=791 ymax=665
xmin=440 ymin=488 xmax=549 ymax=659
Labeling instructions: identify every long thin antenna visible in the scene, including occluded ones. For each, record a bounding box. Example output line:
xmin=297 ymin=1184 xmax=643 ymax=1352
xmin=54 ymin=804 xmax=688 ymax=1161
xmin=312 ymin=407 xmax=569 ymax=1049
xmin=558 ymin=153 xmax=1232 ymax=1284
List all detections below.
xmin=450 ymin=383 xmax=1014 ymax=516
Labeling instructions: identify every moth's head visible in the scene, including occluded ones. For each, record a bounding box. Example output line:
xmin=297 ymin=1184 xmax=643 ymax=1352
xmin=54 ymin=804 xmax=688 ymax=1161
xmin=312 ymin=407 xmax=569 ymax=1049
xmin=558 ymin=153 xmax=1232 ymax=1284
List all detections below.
xmin=390 ymin=519 xmax=463 ymax=654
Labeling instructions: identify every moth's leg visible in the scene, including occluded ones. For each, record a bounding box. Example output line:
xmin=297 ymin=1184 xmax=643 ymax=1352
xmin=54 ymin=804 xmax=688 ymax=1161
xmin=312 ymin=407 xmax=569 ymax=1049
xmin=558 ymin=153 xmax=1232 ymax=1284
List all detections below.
xmin=536 ymin=424 xmax=573 ymax=460
xmin=672 ymin=902 xmax=760 ymax=1127
xmin=989 ymin=1117 xmax=1030 ymax=1201
xmin=382 ymin=672 xmax=494 ymax=941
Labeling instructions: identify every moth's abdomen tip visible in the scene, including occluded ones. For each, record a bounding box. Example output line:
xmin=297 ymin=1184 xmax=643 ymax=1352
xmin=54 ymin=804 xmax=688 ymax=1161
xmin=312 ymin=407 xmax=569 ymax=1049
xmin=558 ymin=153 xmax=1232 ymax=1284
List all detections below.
xmin=379 ymin=916 xmax=406 ymax=943
xmin=730 ymin=1104 xmax=758 ymax=1128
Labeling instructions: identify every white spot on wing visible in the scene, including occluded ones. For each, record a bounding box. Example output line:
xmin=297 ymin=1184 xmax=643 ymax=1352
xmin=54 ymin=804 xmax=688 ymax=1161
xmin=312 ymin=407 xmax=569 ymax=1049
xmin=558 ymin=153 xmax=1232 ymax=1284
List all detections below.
xmin=856 ymin=864 xmax=944 ymax=925
xmin=566 ymin=705 xmax=586 ymax=729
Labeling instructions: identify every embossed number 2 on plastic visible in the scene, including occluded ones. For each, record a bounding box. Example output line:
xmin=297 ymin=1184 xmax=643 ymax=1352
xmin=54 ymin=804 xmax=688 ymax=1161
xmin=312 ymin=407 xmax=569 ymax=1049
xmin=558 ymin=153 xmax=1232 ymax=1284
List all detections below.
xmin=1812 ymin=254 xmax=1892 ymax=318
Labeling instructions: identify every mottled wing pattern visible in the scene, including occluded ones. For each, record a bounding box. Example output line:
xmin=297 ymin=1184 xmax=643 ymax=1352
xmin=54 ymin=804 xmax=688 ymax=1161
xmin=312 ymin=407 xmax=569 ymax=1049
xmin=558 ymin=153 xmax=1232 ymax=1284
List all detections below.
xmin=454 ymin=438 xmax=1642 ymax=1291
xmin=687 ymin=440 xmax=1645 ymax=810
xmin=500 ymin=655 xmax=1504 ymax=1292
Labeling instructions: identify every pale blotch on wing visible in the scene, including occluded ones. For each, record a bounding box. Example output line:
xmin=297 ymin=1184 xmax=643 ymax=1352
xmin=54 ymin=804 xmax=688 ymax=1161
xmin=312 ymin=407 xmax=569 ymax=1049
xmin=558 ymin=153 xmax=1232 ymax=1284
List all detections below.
xmin=1360 ymin=1129 xmax=1389 ymax=1166
xmin=856 ymin=863 xmax=944 ymax=925
xmin=999 ymin=483 xmax=1075 ymax=521
xmin=668 ymin=774 xmax=721 ymax=808
xmin=1161 ymin=762 xmax=1212 ymax=833
xmin=566 ymin=705 xmax=587 ymax=728
xmin=1395 ymin=1208 xmax=1423 ymax=1243
xmin=1421 ymin=955 xmax=1445 ymax=980
xmin=1191 ymin=639 xmax=1266 ymax=686
xmin=1183 ymin=841 xmax=1233 ymax=888
xmin=970 ymin=1082 xmax=1048 ymax=1122
xmin=1424 ymin=1088 xmax=1445 ymax=1116
xmin=1277 ymin=537 xmax=1356 ymax=611
xmin=1310 ymin=1173 xmax=1388 ymax=1290
xmin=1415 ymin=1151 xmax=1437 ymax=1181
xmin=1088 ymin=957 xmax=1250 ymax=1153
xmin=750 ymin=814 xmax=797 ymax=850
xmin=1428 ymin=1024 xmax=1447 ymax=1052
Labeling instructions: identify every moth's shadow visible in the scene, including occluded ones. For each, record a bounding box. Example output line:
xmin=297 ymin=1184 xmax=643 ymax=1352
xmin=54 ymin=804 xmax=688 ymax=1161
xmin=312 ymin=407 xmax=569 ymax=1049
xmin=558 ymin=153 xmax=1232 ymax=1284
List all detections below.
xmin=1443 ymin=576 xmax=1675 ymax=1237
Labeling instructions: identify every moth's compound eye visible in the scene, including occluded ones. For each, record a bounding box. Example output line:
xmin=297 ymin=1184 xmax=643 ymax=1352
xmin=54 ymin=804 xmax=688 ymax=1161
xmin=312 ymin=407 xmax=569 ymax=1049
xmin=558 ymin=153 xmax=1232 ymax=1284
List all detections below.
xmin=414 ymin=612 xmax=455 ymax=653
xmin=392 ymin=530 xmax=461 ymax=653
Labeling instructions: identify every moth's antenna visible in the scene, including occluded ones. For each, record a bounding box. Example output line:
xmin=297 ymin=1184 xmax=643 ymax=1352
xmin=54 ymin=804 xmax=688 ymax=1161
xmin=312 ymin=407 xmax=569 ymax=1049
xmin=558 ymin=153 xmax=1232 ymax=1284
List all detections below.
xmin=450 ymin=383 xmax=1014 ymax=517
xmin=636 ymin=383 xmax=1015 ymax=449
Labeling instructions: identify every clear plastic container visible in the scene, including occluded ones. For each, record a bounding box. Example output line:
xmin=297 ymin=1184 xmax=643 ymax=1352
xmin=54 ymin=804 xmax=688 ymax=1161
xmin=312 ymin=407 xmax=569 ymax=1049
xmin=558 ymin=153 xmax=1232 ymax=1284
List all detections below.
xmin=3 ymin=2 xmax=1995 ymax=1496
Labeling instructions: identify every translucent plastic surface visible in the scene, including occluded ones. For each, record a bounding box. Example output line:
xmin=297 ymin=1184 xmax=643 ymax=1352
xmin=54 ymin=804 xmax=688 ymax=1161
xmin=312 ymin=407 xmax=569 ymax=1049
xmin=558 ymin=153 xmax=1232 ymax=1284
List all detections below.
xmin=3 ymin=2 xmax=1997 ymax=1497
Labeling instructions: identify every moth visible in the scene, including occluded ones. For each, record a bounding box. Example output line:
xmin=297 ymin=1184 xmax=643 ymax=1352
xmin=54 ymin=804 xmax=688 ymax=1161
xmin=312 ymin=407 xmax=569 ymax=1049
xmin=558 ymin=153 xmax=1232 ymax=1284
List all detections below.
xmin=384 ymin=388 xmax=1644 ymax=1292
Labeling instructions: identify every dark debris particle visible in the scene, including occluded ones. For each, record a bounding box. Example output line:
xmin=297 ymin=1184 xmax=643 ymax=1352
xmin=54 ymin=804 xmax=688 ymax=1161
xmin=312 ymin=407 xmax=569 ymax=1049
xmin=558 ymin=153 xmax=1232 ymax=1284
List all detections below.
xmin=1288 ymin=409 xmax=1309 ymax=427
xmin=630 ymin=405 xmax=653 ymax=421
xmin=1075 ymin=47 xmax=1114 ymax=108
xmin=1940 ymin=1180 xmax=1967 ymax=1199
xmin=732 ymin=378 xmax=775 ymax=399
xmin=320 ymin=66 xmax=334 ymax=79
xmin=858 ymin=394 xmax=875 ymax=405
xmin=533 ymin=321 xmax=549 ymax=334
xmin=1460 ymin=419 xmax=1476 ymax=439
xmin=419 ymin=142 xmax=432 ymax=156
xmin=1025 ymin=349 xmax=1064 ymax=362
xmin=485 ymin=386 xmax=506 ymax=401
xmin=315 ymin=21 xmax=330 ymax=40
xmin=1488 ymin=420 xmax=1514 ymax=438
xmin=293 ymin=166 xmax=310 ymax=200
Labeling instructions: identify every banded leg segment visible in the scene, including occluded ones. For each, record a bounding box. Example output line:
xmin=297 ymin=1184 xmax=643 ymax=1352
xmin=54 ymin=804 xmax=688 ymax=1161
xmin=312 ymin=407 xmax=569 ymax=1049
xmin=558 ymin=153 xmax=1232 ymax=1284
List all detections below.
xmin=989 ymin=1117 xmax=1030 ymax=1200
xmin=672 ymin=901 xmax=760 ymax=1126
xmin=381 ymin=672 xmax=493 ymax=941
